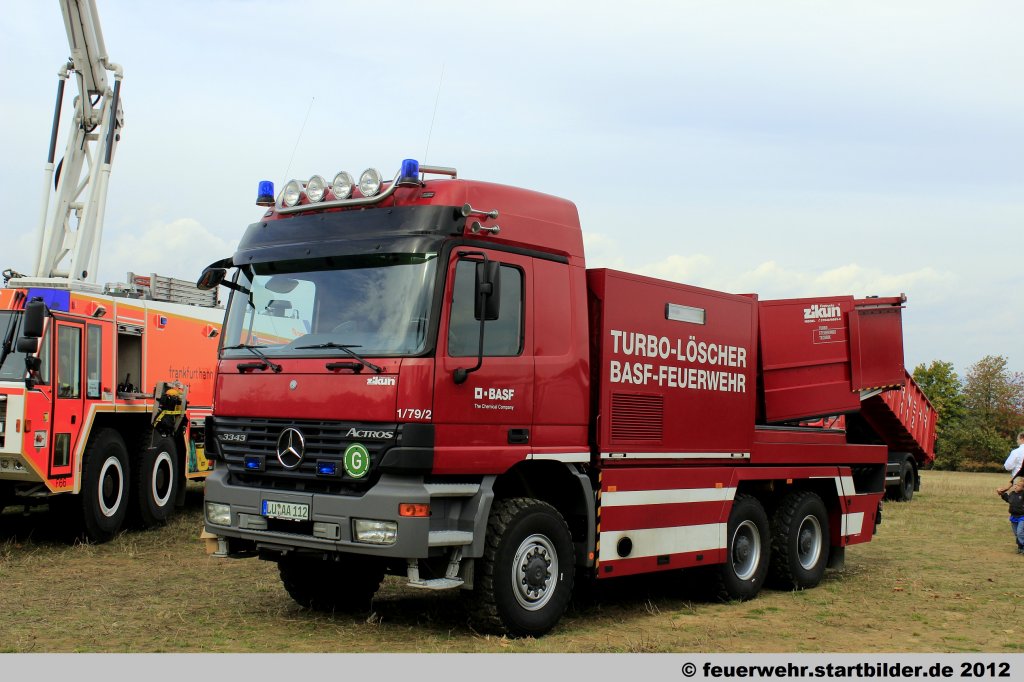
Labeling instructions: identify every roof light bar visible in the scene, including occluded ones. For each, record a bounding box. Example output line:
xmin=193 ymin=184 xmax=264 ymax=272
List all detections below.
xmin=275 ymin=159 xmax=458 ymax=214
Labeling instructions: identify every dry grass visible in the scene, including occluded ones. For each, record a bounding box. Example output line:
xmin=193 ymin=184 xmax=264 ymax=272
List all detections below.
xmin=0 ymin=471 xmax=1020 ymax=653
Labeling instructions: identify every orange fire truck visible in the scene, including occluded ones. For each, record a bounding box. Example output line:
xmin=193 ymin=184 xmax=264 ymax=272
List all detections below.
xmin=0 ymin=0 xmax=220 ymax=541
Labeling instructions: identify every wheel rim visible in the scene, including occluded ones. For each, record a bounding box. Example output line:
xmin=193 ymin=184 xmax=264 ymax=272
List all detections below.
xmin=796 ymin=514 xmax=823 ymax=570
xmin=731 ymin=519 xmax=761 ymax=581
xmin=511 ymin=533 xmax=558 ymax=611
xmin=97 ymin=456 xmax=124 ymax=518
xmin=151 ymin=450 xmax=174 ymax=507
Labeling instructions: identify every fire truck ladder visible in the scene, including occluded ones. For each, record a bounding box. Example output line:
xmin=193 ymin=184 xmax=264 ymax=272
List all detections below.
xmin=25 ymin=0 xmax=124 ymax=288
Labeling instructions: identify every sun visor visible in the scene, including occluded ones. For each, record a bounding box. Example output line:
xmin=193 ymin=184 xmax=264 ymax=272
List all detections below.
xmin=234 ymin=205 xmax=462 ymax=266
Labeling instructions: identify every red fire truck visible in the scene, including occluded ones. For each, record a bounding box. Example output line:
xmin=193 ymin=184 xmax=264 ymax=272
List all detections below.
xmin=198 ymin=160 xmax=932 ymax=636
xmin=0 ymin=0 xmax=220 ymax=541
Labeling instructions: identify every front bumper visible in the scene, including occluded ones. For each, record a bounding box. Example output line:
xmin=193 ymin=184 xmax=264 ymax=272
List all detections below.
xmin=203 ymin=468 xmax=489 ymax=559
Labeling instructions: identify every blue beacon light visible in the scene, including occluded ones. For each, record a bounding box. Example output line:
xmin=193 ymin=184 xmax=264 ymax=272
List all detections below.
xmin=397 ymin=159 xmax=420 ymax=187
xmin=256 ymin=180 xmax=275 ymax=206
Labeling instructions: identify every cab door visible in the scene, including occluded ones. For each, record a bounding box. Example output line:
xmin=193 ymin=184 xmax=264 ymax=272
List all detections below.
xmin=433 ymin=249 xmax=534 ymax=473
xmin=49 ymin=317 xmax=86 ymax=480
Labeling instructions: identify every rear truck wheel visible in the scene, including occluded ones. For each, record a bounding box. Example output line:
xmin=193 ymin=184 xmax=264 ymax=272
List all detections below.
xmin=134 ymin=435 xmax=179 ymax=528
xmin=278 ymin=554 xmax=384 ymax=613
xmin=768 ymin=491 xmax=830 ymax=590
xmin=80 ymin=428 xmax=130 ymax=543
xmin=896 ymin=459 xmax=915 ymax=502
xmin=885 ymin=458 xmax=915 ymax=502
xmin=714 ymin=494 xmax=770 ymax=602
xmin=469 ymin=497 xmax=575 ymax=637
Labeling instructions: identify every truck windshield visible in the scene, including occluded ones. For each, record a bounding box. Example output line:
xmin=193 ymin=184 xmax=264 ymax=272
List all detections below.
xmin=222 ymin=252 xmax=438 ymax=358
xmin=0 ymin=311 xmax=25 ymax=381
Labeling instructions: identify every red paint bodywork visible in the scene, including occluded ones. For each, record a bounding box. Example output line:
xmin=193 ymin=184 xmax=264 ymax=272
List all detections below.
xmin=211 ymin=174 xmax=936 ymax=583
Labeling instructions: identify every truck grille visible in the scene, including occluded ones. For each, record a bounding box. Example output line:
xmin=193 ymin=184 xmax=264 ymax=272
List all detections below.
xmin=211 ymin=416 xmax=398 ymax=494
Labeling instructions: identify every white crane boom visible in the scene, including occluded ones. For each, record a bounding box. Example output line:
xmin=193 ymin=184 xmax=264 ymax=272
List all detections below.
xmin=23 ymin=0 xmax=124 ymax=289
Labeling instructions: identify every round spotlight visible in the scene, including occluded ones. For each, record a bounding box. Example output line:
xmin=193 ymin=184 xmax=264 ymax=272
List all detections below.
xmin=282 ymin=180 xmax=302 ymax=207
xmin=306 ymin=175 xmax=327 ymax=202
xmin=358 ymin=168 xmax=382 ymax=197
xmin=332 ymin=171 xmax=354 ymax=200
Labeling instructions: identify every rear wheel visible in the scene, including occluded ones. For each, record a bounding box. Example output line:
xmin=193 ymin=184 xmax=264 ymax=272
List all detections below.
xmin=768 ymin=491 xmax=830 ymax=589
xmin=469 ymin=498 xmax=575 ymax=637
xmin=134 ymin=435 xmax=179 ymax=527
xmin=278 ymin=554 xmax=384 ymax=613
xmin=714 ymin=494 xmax=770 ymax=601
xmin=80 ymin=428 xmax=130 ymax=543
xmin=887 ymin=459 xmax=915 ymax=502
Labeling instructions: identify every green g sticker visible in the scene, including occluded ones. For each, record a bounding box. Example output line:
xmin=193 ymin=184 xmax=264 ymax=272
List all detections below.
xmin=344 ymin=443 xmax=370 ymax=479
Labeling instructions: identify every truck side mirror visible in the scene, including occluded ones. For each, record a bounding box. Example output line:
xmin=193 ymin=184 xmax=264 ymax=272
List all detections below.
xmin=475 ymin=260 xmax=501 ymax=321
xmin=22 ymin=298 xmax=46 ymax=338
xmin=197 ymin=267 xmax=227 ymax=291
xmin=16 ymin=337 xmax=38 ymax=353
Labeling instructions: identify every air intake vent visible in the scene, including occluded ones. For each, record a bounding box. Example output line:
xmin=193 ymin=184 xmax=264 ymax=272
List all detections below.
xmin=611 ymin=393 xmax=664 ymax=442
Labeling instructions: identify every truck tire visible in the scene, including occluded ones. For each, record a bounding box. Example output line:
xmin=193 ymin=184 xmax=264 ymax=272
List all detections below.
xmin=469 ymin=497 xmax=575 ymax=637
xmin=714 ymin=494 xmax=770 ymax=602
xmin=768 ymin=491 xmax=830 ymax=590
xmin=894 ymin=459 xmax=915 ymax=502
xmin=134 ymin=435 xmax=179 ymax=528
xmin=278 ymin=554 xmax=384 ymax=613
xmin=80 ymin=428 xmax=130 ymax=543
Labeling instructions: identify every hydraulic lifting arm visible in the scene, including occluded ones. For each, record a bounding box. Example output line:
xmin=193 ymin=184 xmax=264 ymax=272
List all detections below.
xmin=29 ymin=0 xmax=124 ymax=285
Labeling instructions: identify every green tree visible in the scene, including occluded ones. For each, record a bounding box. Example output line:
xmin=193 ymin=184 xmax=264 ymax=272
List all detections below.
xmin=954 ymin=355 xmax=1024 ymax=471
xmin=912 ymin=360 xmax=965 ymax=469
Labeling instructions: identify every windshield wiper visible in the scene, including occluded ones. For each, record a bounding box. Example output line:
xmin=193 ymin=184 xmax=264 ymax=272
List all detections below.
xmin=294 ymin=342 xmax=383 ymax=374
xmin=222 ymin=343 xmax=282 ymax=373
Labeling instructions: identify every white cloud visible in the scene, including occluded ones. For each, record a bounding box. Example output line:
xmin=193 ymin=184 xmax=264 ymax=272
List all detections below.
xmin=100 ymin=218 xmax=235 ymax=284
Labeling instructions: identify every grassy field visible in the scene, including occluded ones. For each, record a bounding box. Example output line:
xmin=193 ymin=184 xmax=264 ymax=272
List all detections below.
xmin=0 ymin=470 xmax=1021 ymax=653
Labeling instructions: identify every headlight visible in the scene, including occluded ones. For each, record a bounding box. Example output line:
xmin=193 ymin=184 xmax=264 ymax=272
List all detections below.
xmin=353 ymin=518 xmax=397 ymax=545
xmin=282 ymin=180 xmax=302 ymax=207
xmin=332 ymin=171 xmax=354 ymax=200
xmin=206 ymin=502 xmax=232 ymax=526
xmin=306 ymin=175 xmax=327 ymax=202
xmin=358 ymin=168 xmax=382 ymax=197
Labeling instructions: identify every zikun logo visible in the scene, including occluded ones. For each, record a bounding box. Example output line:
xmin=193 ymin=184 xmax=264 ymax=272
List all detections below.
xmin=803 ymin=303 xmax=842 ymax=322
xmin=367 ymin=376 xmax=397 ymax=386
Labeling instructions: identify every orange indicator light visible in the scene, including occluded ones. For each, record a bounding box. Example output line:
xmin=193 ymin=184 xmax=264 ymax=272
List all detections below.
xmin=399 ymin=503 xmax=430 ymax=517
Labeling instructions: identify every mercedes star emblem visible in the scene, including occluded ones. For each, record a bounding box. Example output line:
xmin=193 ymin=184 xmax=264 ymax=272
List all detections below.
xmin=276 ymin=427 xmax=306 ymax=470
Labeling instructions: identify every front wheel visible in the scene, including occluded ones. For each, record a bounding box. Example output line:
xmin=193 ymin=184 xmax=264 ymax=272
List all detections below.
xmin=134 ymin=435 xmax=179 ymax=528
xmin=714 ymin=494 xmax=770 ymax=601
xmin=278 ymin=554 xmax=384 ymax=614
xmin=470 ymin=498 xmax=575 ymax=637
xmin=80 ymin=428 xmax=130 ymax=543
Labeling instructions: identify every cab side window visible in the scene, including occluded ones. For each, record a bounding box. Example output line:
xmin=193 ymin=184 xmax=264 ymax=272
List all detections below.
xmin=57 ymin=326 xmax=81 ymax=399
xmin=448 ymin=261 xmax=523 ymax=357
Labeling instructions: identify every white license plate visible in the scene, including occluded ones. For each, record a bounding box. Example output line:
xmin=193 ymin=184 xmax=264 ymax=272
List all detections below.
xmin=262 ymin=500 xmax=309 ymax=521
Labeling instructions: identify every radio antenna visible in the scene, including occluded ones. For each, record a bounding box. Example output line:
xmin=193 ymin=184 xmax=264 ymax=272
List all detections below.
xmin=423 ymin=64 xmax=445 ymax=164
xmin=283 ymin=96 xmax=315 ymax=181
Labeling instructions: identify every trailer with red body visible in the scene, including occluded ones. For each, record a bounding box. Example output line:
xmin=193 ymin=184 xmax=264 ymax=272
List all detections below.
xmin=199 ymin=161 xmax=925 ymax=635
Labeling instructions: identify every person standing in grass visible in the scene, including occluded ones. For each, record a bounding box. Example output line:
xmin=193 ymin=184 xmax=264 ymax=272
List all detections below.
xmin=996 ymin=476 xmax=1024 ymax=554
xmin=1003 ymin=432 xmax=1024 ymax=480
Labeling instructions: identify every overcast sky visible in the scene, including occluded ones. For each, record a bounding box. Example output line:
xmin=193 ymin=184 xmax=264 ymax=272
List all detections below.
xmin=1 ymin=1 xmax=1021 ymax=377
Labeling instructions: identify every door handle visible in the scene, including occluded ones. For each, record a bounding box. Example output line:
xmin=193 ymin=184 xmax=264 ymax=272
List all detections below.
xmin=507 ymin=428 xmax=529 ymax=445
xmin=71 ymin=415 xmax=76 ymax=425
